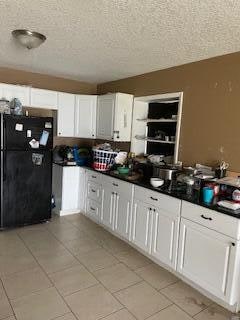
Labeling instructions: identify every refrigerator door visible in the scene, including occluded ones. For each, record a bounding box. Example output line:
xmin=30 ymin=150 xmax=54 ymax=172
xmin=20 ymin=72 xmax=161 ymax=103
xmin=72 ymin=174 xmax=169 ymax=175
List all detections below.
xmin=2 ymin=114 xmax=53 ymax=151
xmin=1 ymin=150 xmax=52 ymax=228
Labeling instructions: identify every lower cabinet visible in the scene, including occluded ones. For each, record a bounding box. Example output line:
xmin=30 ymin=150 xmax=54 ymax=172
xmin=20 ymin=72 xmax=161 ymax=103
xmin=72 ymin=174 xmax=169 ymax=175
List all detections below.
xmin=132 ymin=196 xmax=179 ymax=268
xmin=101 ymin=185 xmax=114 ymax=229
xmin=132 ymin=199 xmax=152 ymax=253
xmin=86 ymin=198 xmax=101 ymax=222
xmin=52 ymin=165 xmax=85 ymax=215
xmin=177 ymin=218 xmax=238 ymax=304
xmin=152 ymin=208 xmax=179 ymax=269
xmin=101 ymin=182 xmax=132 ymax=240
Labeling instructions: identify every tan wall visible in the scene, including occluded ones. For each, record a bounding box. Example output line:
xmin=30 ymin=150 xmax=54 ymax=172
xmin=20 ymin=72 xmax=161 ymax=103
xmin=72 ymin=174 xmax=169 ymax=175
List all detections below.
xmin=0 ymin=67 xmax=97 ymax=94
xmin=98 ymin=52 xmax=240 ymax=171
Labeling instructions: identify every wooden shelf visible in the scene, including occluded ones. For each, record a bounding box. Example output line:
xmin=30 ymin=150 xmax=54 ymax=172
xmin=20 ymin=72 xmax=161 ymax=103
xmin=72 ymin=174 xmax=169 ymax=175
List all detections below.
xmin=137 ymin=118 xmax=177 ymax=123
xmin=135 ymin=135 xmax=175 ymax=144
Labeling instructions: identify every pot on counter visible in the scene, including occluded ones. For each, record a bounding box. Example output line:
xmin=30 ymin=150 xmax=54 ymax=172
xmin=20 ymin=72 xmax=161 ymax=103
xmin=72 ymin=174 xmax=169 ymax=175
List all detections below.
xmin=153 ymin=165 xmax=181 ymax=181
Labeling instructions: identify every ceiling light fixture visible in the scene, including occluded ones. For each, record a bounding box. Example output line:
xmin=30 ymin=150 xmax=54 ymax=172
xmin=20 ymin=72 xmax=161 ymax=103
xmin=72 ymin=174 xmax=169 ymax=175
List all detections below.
xmin=12 ymin=29 xmax=46 ymax=49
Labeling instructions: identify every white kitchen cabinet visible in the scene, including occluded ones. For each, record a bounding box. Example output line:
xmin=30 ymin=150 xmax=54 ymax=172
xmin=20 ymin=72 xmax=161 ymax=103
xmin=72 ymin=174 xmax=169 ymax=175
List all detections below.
xmin=177 ymin=218 xmax=239 ymax=304
xmin=114 ymin=193 xmax=131 ymax=240
xmin=132 ymin=199 xmax=152 ymax=253
xmin=52 ymin=164 xmax=85 ymax=215
xmin=101 ymin=185 xmax=114 ymax=229
xmin=0 ymin=83 xmax=30 ymax=106
xmin=75 ymin=95 xmax=97 ymax=138
xmin=152 ymin=208 xmax=179 ymax=269
xmin=86 ymin=198 xmax=101 ymax=221
xmin=96 ymin=93 xmax=133 ymax=141
xmin=101 ymin=176 xmax=133 ymax=239
xmin=57 ymin=92 xmax=75 ymax=137
xmin=30 ymin=88 xmax=58 ymax=109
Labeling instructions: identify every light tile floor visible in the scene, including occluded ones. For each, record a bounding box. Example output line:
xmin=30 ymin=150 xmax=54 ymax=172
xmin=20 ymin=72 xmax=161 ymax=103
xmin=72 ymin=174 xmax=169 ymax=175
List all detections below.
xmin=0 ymin=213 xmax=238 ymax=320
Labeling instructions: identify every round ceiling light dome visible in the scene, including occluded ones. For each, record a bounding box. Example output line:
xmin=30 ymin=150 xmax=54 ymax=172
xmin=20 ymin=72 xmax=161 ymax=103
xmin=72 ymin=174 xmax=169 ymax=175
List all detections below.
xmin=12 ymin=29 xmax=46 ymax=49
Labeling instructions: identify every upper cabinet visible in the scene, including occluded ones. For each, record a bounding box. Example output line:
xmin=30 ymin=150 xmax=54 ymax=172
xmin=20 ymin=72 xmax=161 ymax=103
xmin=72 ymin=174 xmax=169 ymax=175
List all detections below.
xmin=0 ymin=83 xmax=30 ymax=106
xmin=96 ymin=93 xmax=133 ymax=142
xmin=75 ymin=95 xmax=97 ymax=139
xmin=30 ymin=88 xmax=58 ymax=110
xmin=57 ymin=92 xmax=75 ymax=137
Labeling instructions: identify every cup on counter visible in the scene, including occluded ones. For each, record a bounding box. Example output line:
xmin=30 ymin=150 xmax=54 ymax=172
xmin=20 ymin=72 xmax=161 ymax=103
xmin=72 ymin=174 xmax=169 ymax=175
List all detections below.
xmin=202 ymin=187 xmax=214 ymax=204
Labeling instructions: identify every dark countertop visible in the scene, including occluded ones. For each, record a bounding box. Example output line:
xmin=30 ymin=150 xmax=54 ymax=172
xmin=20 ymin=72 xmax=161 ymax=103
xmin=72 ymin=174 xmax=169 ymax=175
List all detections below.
xmin=53 ymin=162 xmax=240 ymax=219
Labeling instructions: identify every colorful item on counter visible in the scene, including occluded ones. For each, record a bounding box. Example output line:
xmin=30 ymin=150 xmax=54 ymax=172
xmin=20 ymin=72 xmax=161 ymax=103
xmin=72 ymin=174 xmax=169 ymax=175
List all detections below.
xmin=232 ymin=189 xmax=240 ymax=203
xmin=202 ymin=187 xmax=214 ymax=204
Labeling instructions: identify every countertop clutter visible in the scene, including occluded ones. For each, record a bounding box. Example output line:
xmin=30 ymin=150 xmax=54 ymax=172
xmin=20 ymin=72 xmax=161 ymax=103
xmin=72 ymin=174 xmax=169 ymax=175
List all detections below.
xmin=53 ymin=161 xmax=240 ymax=219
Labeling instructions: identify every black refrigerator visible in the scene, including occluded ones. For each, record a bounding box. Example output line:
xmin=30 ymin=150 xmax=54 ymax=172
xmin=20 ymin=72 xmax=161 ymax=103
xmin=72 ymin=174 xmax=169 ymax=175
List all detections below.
xmin=0 ymin=114 xmax=53 ymax=229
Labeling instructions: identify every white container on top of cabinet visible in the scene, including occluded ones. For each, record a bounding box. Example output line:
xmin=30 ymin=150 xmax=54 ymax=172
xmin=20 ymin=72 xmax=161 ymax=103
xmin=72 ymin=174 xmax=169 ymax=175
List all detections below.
xmin=75 ymin=95 xmax=97 ymax=139
xmin=96 ymin=93 xmax=133 ymax=141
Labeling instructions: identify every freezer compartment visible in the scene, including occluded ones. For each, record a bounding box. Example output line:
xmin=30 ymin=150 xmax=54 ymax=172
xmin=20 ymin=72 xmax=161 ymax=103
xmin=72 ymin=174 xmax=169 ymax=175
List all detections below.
xmin=0 ymin=150 xmax=52 ymax=228
xmin=1 ymin=114 xmax=53 ymax=150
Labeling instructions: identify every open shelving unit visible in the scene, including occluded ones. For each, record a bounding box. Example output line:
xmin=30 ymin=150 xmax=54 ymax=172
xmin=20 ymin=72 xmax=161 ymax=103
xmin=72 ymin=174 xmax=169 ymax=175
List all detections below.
xmin=131 ymin=92 xmax=183 ymax=164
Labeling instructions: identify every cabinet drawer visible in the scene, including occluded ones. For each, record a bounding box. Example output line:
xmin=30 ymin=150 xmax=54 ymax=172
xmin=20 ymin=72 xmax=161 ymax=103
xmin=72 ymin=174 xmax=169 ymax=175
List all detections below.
xmin=182 ymin=201 xmax=240 ymax=239
xmin=134 ymin=185 xmax=181 ymax=215
xmin=102 ymin=175 xmax=133 ymax=197
xmin=86 ymin=198 xmax=101 ymax=221
xmin=86 ymin=170 xmax=102 ymax=184
xmin=87 ymin=181 xmax=102 ymax=202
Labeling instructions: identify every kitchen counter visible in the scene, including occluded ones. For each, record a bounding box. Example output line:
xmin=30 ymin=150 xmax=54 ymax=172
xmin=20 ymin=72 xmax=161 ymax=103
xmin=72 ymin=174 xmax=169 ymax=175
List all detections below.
xmin=53 ymin=162 xmax=240 ymax=219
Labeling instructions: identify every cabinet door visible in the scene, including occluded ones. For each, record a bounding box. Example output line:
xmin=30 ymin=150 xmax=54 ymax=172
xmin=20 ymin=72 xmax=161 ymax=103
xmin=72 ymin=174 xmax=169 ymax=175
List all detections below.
xmin=57 ymin=92 xmax=75 ymax=137
xmin=152 ymin=209 xmax=178 ymax=269
xmin=177 ymin=218 xmax=237 ymax=303
xmin=114 ymin=93 xmax=133 ymax=142
xmin=1 ymin=84 xmax=30 ymax=106
xmin=61 ymin=167 xmax=80 ymax=212
xmin=132 ymin=200 xmax=152 ymax=253
xmin=86 ymin=198 xmax=101 ymax=222
xmin=78 ymin=168 xmax=86 ymax=213
xmin=114 ymin=193 xmax=131 ymax=240
xmin=101 ymin=186 xmax=114 ymax=229
xmin=96 ymin=95 xmax=115 ymax=140
xmin=30 ymin=88 xmax=58 ymax=109
xmin=75 ymin=95 xmax=97 ymax=138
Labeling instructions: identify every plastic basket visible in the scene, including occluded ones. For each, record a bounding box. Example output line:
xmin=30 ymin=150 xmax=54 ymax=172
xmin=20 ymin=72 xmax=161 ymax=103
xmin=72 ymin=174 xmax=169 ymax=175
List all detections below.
xmin=92 ymin=148 xmax=118 ymax=171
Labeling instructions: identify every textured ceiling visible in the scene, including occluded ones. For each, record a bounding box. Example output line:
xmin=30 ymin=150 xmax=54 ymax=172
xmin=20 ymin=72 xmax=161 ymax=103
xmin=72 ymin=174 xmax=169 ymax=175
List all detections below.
xmin=0 ymin=0 xmax=240 ymax=83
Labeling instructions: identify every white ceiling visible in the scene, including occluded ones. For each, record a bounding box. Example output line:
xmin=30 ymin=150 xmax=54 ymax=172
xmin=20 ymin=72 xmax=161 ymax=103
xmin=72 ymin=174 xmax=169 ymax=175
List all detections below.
xmin=0 ymin=0 xmax=240 ymax=83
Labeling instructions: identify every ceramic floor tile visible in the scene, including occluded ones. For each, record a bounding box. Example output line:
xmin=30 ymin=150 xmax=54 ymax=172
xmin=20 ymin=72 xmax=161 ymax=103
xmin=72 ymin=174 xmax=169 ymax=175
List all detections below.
xmin=102 ymin=309 xmax=136 ymax=320
xmin=11 ymin=287 xmax=70 ymax=320
xmin=76 ymin=248 xmax=119 ymax=271
xmin=135 ymin=263 xmax=179 ymax=290
xmin=2 ymin=266 xmax=52 ymax=300
xmin=147 ymin=304 xmax=193 ymax=320
xmin=64 ymin=237 xmax=101 ymax=256
xmin=0 ymin=282 xmax=13 ymax=320
xmin=35 ymin=250 xmax=80 ymax=274
xmin=94 ymin=263 xmax=142 ymax=293
xmin=114 ymin=281 xmax=172 ymax=320
xmin=114 ymin=248 xmax=152 ymax=270
xmin=161 ymin=281 xmax=212 ymax=316
xmin=53 ymin=312 xmax=77 ymax=320
xmin=194 ymin=304 xmax=236 ymax=320
xmin=0 ymin=253 xmax=38 ymax=276
xmin=65 ymin=284 xmax=122 ymax=320
xmin=2 ymin=317 xmax=16 ymax=320
xmin=49 ymin=264 xmax=98 ymax=296
xmin=101 ymin=237 xmax=131 ymax=254
xmin=49 ymin=225 xmax=87 ymax=242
